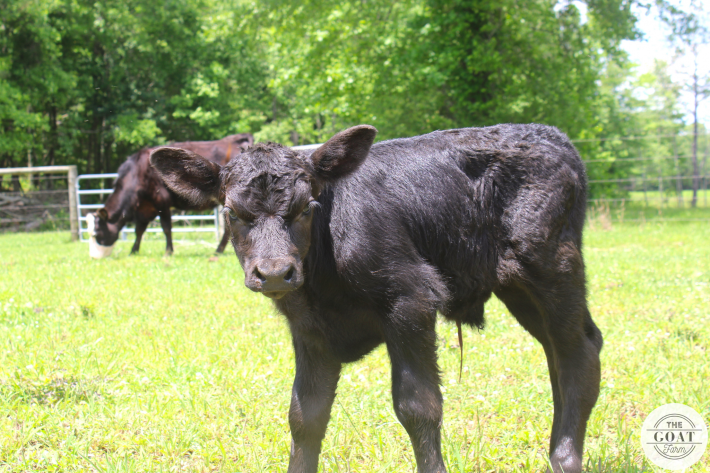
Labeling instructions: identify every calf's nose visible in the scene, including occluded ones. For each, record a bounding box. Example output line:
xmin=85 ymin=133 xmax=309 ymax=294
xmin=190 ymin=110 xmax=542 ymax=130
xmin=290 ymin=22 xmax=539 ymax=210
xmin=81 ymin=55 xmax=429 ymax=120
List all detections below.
xmin=252 ymin=259 xmax=296 ymax=291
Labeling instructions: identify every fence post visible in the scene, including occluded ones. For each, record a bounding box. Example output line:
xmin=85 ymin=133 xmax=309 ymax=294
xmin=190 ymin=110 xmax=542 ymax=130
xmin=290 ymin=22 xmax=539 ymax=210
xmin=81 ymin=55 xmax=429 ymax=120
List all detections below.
xmin=67 ymin=165 xmax=79 ymax=241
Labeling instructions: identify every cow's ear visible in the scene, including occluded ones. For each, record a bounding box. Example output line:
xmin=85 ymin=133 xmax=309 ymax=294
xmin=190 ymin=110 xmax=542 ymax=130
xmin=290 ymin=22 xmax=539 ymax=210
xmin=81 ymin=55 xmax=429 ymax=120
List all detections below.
xmin=237 ymin=134 xmax=253 ymax=151
xmin=96 ymin=208 xmax=109 ymax=221
xmin=309 ymin=125 xmax=377 ymax=182
xmin=150 ymin=147 xmax=223 ymax=206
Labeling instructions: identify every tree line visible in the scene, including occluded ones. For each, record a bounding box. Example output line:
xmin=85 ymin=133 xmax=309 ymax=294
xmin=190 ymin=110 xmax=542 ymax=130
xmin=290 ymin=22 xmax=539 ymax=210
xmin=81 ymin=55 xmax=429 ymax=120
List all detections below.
xmin=0 ymin=0 xmax=707 ymax=201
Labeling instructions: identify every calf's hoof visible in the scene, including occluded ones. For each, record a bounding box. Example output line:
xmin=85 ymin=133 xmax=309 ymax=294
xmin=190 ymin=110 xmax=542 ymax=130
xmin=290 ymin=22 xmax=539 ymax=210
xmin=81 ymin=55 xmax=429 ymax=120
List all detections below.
xmin=548 ymin=437 xmax=582 ymax=473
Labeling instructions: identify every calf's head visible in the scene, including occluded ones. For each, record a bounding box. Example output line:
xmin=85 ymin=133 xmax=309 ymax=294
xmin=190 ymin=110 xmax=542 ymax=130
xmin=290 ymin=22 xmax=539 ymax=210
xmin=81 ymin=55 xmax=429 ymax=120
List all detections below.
xmin=151 ymin=125 xmax=377 ymax=298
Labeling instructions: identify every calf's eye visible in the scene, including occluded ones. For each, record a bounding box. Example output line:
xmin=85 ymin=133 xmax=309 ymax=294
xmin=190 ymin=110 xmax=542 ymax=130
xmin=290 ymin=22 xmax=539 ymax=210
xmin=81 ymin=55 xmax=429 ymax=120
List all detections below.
xmin=225 ymin=207 xmax=254 ymax=226
xmin=302 ymin=205 xmax=312 ymax=217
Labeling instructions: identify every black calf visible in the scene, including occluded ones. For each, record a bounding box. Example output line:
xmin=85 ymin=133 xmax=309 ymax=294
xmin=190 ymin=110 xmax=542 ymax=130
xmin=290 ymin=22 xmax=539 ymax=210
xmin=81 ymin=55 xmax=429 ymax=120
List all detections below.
xmin=151 ymin=124 xmax=603 ymax=473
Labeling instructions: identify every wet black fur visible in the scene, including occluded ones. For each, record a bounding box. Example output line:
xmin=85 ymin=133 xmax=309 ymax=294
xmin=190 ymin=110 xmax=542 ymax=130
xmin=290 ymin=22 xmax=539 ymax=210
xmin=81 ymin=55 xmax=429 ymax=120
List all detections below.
xmin=151 ymin=123 xmax=603 ymax=473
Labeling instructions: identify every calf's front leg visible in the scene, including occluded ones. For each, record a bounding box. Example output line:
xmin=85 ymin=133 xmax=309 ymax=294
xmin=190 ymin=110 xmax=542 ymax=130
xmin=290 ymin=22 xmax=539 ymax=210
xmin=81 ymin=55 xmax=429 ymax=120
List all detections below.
xmin=384 ymin=304 xmax=446 ymax=473
xmin=131 ymin=220 xmax=148 ymax=254
xmin=216 ymin=227 xmax=230 ymax=253
xmin=287 ymin=338 xmax=341 ymax=473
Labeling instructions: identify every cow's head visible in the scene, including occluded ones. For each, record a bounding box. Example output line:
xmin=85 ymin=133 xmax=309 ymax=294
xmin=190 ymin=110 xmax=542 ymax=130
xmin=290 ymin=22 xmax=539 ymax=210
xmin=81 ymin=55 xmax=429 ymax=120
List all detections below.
xmin=151 ymin=125 xmax=377 ymax=299
xmin=233 ymin=134 xmax=254 ymax=154
xmin=91 ymin=161 xmax=136 ymax=251
xmin=92 ymin=207 xmax=121 ymax=247
xmin=87 ymin=212 xmax=115 ymax=258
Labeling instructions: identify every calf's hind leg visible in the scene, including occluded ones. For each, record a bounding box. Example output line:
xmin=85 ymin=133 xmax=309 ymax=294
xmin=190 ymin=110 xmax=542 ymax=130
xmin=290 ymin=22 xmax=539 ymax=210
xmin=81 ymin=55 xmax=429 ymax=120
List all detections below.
xmin=495 ymin=264 xmax=602 ymax=473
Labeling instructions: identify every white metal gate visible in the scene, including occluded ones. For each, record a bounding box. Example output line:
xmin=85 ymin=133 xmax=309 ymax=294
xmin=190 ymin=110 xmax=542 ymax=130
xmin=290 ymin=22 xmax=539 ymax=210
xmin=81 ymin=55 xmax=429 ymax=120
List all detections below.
xmin=76 ymin=173 xmax=221 ymax=243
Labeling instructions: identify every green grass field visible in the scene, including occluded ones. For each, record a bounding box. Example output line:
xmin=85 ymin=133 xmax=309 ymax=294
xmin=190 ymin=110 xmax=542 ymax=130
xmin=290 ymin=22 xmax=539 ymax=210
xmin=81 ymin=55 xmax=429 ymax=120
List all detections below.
xmin=586 ymin=194 xmax=710 ymax=226
xmin=1 ymin=222 xmax=709 ymax=472
xmin=627 ymin=189 xmax=710 ymax=208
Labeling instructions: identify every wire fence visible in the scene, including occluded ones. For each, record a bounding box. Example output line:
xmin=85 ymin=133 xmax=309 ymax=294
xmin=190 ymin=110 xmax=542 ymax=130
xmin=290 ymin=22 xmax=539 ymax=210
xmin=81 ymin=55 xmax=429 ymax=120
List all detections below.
xmin=578 ymin=130 xmax=710 ymax=223
xmin=75 ymin=174 xmax=221 ymax=243
xmin=0 ymin=173 xmax=72 ymax=232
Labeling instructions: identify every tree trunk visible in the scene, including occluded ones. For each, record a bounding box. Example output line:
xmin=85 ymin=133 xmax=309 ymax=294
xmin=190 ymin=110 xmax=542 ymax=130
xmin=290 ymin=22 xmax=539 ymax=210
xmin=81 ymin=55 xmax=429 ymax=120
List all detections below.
xmin=92 ymin=110 xmax=103 ymax=174
xmin=11 ymin=175 xmax=22 ymax=193
xmin=91 ymin=39 xmax=108 ymax=174
xmin=27 ymin=149 xmax=33 ymax=189
xmin=47 ymin=105 xmax=58 ymax=167
xmin=704 ymin=135 xmax=708 ymax=208
xmin=691 ymin=58 xmax=699 ymax=208
xmin=673 ymin=135 xmax=683 ymax=207
xmin=103 ymin=135 xmax=113 ymax=174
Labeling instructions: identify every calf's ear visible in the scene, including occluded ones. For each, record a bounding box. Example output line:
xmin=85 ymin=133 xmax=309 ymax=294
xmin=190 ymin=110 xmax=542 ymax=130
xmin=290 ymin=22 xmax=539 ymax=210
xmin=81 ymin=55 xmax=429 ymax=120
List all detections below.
xmin=150 ymin=147 xmax=223 ymax=207
xmin=310 ymin=125 xmax=377 ymax=182
xmin=96 ymin=208 xmax=109 ymax=221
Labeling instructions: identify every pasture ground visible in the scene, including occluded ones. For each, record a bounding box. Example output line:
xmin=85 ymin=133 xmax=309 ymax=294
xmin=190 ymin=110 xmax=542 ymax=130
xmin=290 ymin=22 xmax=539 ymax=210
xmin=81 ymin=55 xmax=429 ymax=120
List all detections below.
xmin=0 ymin=221 xmax=708 ymax=472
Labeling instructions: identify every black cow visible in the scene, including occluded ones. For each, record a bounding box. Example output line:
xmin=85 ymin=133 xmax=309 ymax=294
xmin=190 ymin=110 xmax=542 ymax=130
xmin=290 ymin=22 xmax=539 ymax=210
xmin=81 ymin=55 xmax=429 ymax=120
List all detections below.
xmin=92 ymin=134 xmax=253 ymax=256
xmin=151 ymin=124 xmax=603 ymax=473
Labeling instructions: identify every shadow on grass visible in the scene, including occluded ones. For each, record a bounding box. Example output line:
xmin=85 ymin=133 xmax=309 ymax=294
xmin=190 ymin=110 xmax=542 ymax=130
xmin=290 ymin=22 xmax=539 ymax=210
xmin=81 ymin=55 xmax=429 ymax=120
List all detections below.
xmin=585 ymin=435 xmax=654 ymax=473
xmin=584 ymin=455 xmax=653 ymax=473
xmin=0 ymin=376 xmax=107 ymax=406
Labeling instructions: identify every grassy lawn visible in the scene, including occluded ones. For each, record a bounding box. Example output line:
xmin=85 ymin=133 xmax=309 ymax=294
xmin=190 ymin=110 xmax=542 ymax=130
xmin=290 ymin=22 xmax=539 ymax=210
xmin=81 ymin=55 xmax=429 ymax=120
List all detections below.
xmin=0 ymin=222 xmax=708 ymax=472
xmin=586 ymin=195 xmax=710 ymax=226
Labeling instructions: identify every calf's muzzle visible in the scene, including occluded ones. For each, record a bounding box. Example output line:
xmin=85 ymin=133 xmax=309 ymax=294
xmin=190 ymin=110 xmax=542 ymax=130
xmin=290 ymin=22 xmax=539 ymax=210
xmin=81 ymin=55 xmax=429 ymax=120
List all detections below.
xmin=246 ymin=258 xmax=299 ymax=298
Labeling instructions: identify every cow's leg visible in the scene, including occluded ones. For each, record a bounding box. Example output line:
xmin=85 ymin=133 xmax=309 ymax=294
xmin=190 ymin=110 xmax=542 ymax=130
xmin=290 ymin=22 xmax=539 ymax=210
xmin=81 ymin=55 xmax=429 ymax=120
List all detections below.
xmin=159 ymin=209 xmax=173 ymax=255
xmin=495 ymin=254 xmax=602 ymax=473
xmin=131 ymin=220 xmax=149 ymax=254
xmin=494 ymin=285 xmax=564 ymax=457
xmin=544 ymin=301 xmax=602 ymax=473
xmin=287 ymin=337 xmax=341 ymax=473
xmin=215 ymin=226 xmax=230 ymax=254
xmin=384 ymin=299 xmax=445 ymax=473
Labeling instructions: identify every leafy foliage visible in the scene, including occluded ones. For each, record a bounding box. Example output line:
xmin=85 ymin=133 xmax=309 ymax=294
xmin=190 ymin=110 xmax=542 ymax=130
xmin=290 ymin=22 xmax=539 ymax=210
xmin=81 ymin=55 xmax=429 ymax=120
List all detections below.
xmin=0 ymin=0 xmax=268 ymax=173
xmin=0 ymin=0 xmax=706 ymax=191
xmin=254 ymin=0 xmax=641 ymax=143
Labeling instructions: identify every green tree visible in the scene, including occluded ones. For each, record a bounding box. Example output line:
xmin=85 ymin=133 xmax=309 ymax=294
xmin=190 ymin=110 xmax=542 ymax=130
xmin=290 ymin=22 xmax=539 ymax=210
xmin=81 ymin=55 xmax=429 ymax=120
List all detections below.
xmin=2 ymin=0 xmax=705 ymax=191
xmin=1 ymin=0 xmax=269 ymax=174
xmin=253 ymin=0 xmax=643 ymax=148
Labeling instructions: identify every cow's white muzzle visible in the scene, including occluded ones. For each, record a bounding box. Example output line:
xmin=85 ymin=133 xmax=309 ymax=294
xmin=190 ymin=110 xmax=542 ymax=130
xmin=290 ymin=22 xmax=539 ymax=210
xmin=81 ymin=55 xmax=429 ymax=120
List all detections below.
xmin=86 ymin=213 xmax=115 ymax=259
